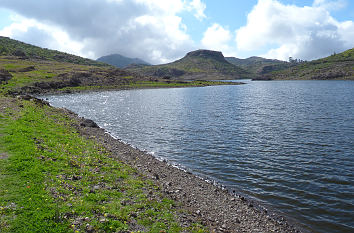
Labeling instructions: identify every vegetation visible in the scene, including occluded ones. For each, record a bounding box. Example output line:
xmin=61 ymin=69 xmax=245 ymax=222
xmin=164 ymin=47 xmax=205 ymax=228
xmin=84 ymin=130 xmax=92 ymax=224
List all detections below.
xmin=0 ymin=38 xmax=242 ymax=232
xmin=97 ymin=54 xmax=150 ymax=68
xmin=225 ymin=56 xmax=290 ymax=76
xmin=0 ymin=96 xmax=207 ymax=232
xmin=265 ymin=48 xmax=354 ymax=80
xmin=126 ymin=49 xmax=252 ymax=80
xmin=0 ymin=36 xmax=108 ymax=67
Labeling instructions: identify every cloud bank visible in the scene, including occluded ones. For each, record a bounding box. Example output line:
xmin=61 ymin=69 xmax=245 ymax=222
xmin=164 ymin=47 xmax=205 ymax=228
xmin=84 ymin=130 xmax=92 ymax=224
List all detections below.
xmin=235 ymin=0 xmax=354 ymax=60
xmin=0 ymin=0 xmax=206 ymax=64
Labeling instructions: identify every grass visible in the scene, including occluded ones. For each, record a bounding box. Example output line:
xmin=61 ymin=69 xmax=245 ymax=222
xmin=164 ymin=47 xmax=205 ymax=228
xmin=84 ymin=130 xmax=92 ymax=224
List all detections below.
xmin=0 ymin=96 xmax=207 ymax=232
xmin=1 ymin=56 xmax=240 ymax=96
xmin=268 ymin=48 xmax=354 ymax=80
xmin=0 ymin=36 xmax=109 ymax=67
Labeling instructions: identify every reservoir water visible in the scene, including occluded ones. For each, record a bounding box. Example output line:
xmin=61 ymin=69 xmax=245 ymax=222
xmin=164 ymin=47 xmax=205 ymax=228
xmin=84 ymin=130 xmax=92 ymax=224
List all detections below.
xmin=43 ymin=80 xmax=354 ymax=233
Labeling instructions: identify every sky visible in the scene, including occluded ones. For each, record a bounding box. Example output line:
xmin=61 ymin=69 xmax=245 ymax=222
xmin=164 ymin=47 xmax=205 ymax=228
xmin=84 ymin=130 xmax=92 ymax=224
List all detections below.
xmin=0 ymin=0 xmax=353 ymax=64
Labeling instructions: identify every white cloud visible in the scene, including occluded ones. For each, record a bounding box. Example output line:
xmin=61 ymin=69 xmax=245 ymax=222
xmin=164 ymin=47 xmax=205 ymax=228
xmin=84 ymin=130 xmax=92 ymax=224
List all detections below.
xmin=201 ymin=23 xmax=236 ymax=56
xmin=235 ymin=0 xmax=354 ymax=61
xmin=0 ymin=15 xmax=87 ymax=57
xmin=0 ymin=0 xmax=205 ymax=64
xmin=187 ymin=0 xmax=207 ymax=21
xmin=313 ymin=0 xmax=346 ymax=10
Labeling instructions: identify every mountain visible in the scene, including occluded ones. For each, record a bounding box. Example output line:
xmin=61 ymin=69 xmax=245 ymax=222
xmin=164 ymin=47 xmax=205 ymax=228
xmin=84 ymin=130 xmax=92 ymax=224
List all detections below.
xmin=0 ymin=36 xmax=108 ymax=67
xmin=126 ymin=49 xmax=251 ymax=80
xmin=225 ymin=56 xmax=290 ymax=77
xmin=1 ymin=37 xmax=238 ymax=95
xmin=263 ymin=48 xmax=354 ymax=80
xmin=97 ymin=54 xmax=150 ymax=68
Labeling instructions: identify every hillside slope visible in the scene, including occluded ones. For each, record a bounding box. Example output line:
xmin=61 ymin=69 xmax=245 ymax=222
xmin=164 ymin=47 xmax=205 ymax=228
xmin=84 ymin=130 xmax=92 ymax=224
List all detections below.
xmin=0 ymin=38 xmax=239 ymax=95
xmin=126 ymin=49 xmax=252 ymax=80
xmin=226 ymin=56 xmax=289 ymax=77
xmin=0 ymin=36 xmax=108 ymax=67
xmin=264 ymin=48 xmax=354 ymax=80
xmin=97 ymin=53 xmax=150 ymax=68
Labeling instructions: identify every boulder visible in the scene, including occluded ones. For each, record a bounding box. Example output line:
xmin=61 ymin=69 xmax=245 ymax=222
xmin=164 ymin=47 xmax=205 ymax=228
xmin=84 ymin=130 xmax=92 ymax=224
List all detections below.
xmin=0 ymin=69 xmax=12 ymax=83
xmin=18 ymin=66 xmax=35 ymax=72
xmin=80 ymin=119 xmax=99 ymax=128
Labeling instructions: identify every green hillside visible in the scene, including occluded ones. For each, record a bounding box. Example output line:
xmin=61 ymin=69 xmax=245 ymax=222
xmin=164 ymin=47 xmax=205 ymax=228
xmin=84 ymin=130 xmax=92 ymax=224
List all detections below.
xmin=126 ymin=49 xmax=252 ymax=80
xmin=0 ymin=38 xmax=238 ymax=95
xmin=0 ymin=36 xmax=108 ymax=67
xmin=264 ymin=48 xmax=354 ymax=80
xmin=225 ymin=56 xmax=290 ymax=77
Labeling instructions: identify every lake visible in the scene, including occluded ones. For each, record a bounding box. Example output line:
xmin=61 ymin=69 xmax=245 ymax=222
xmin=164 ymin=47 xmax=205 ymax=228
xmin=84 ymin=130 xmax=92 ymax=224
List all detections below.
xmin=43 ymin=80 xmax=354 ymax=233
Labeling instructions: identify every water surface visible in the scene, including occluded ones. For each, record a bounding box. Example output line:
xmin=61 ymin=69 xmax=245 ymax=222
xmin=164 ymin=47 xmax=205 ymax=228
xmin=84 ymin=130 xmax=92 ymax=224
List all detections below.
xmin=44 ymin=80 xmax=354 ymax=233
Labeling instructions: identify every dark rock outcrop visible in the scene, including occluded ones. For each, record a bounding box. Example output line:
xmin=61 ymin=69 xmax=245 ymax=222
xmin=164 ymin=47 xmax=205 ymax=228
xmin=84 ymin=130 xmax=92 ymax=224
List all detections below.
xmin=18 ymin=66 xmax=36 ymax=72
xmin=186 ymin=49 xmax=225 ymax=62
xmin=80 ymin=119 xmax=99 ymax=128
xmin=12 ymin=49 xmax=27 ymax=57
xmin=0 ymin=69 xmax=12 ymax=83
xmin=153 ymin=68 xmax=185 ymax=78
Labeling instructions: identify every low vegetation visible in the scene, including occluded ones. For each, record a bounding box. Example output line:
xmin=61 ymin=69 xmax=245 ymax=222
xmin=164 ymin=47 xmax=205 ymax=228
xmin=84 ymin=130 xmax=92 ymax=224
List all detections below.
xmin=0 ymin=96 xmax=206 ymax=232
xmin=265 ymin=48 xmax=354 ymax=80
xmin=0 ymin=38 xmax=241 ymax=232
xmin=0 ymin=56 xmax=239 ymax=96
xmin=225 ymin=56 xmax=290 ymax=77
xmin=0 ymin=36 xmax=108 ymax=67
xmin=126 ymin=50 xmax=252 ymax=80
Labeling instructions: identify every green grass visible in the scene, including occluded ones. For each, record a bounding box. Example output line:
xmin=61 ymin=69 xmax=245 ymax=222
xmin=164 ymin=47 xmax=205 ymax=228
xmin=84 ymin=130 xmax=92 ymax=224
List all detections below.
xmin=0 ymin=36 xmax=109 ymax=67
xmin=268 ymin=48 xmax=354 ymax=80
xmin=0 ymin=97 xmax=207 ymax=232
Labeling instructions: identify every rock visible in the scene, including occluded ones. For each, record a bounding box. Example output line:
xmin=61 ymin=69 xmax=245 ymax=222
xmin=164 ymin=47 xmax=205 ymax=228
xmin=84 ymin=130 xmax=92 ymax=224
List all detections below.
xmin=0 ymin=69 xmax=12 ymax=83
xmin=186 ymin=49 xmax=225 ymax=62
xmin=86 ymin=224 xmax=94 ymax=233
xmin=12 ymin=49 xmax=26 ymax=57
xmin=80 ymin=119 xmax=99 ymax=128
xmin=18 ymin=66 xmax=35 ymax=72
xmin=17 ymin=94 xmax=32 ymax=100
xmin=72 ymin=175 xmax=82 ymax=180
xmin=153 ymin=173 xmax=159 ymax=180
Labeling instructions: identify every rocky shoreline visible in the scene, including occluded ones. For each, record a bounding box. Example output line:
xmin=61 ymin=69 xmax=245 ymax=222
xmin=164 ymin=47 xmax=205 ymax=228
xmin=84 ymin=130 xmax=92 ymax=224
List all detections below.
xmin=59 ymin=105 xmax=304 ymax=233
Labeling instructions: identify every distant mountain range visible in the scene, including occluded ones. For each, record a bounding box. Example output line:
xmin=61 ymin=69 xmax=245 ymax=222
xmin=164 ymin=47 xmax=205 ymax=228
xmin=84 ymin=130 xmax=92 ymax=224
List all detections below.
xmin=97 ymin=54 xmax=150 ymax=68
xmin=2 ymin=36 xmax=352 ymax=81
xmin=126 ymin=49 xmax=252 ymax=80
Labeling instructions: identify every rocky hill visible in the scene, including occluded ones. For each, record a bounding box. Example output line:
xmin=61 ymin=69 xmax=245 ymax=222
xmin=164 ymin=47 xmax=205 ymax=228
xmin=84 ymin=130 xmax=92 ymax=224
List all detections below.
xmin=0 ymin=36 xmax=108 ymax=67
xmin=0 ymin=38 xmax=238 ymax=95
xmin=97 ymin=53 xmax=150 ymax=68
xmin=126 ymin=49 xmax=252 ymax=80
xmin=225 ymin=56 xmax=289 ymax=77
xmin=263 ymin=48 xmax=354 ymax=80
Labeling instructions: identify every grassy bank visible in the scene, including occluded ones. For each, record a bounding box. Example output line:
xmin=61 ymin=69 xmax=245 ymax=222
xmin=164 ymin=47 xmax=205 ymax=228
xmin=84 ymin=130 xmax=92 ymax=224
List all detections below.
xmin=0 ymin=96 xmax=206 ymax=232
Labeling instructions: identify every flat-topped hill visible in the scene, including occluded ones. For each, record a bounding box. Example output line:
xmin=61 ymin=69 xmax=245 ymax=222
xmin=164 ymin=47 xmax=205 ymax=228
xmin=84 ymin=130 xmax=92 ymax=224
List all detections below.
xmin=126 ymin=49 xmax=252 ymax=80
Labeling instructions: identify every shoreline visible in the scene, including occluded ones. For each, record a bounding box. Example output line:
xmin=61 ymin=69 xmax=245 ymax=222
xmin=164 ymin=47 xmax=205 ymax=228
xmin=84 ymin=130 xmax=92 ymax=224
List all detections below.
xmin=60 ymin=104 xmax=304 ymax=232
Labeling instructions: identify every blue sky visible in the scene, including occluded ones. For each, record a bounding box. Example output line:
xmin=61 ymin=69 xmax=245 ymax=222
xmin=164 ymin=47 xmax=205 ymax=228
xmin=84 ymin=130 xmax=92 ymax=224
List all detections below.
xmin=0 ymin=0 xmax=353 ymax=64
